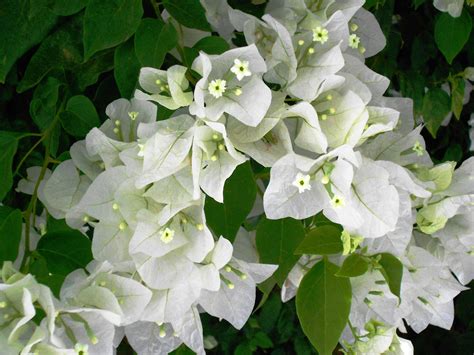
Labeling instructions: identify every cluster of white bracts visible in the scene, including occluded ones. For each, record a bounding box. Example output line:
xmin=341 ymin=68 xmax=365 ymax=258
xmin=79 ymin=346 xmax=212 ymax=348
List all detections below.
xmin=7 ymin=0 xmax=474 ymax=354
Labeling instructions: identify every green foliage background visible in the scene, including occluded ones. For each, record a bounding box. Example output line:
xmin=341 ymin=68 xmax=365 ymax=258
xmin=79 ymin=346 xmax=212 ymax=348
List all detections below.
xmin=0 ymin=0 xmax=473 ymax=354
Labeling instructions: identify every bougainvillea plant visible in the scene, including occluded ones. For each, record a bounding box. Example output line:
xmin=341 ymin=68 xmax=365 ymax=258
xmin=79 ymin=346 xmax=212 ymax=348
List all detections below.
xmin=0 ymin=0 xmax=473 ymax=354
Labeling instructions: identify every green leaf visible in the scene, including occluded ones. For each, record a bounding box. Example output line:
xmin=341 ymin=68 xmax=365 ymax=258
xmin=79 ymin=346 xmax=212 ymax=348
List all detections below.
xmin=36 ymin=230 xmax=93 ymax=276
xmin=295 ymin=225 xmax=343 ymax=255
xmin=83 ymin=0 xmax=143 ymax=60
xmin=412 ymin=0 xmax=427 ymax=9
xmin=60 ymin=95 xmax=100 ymax=138
xmin=204 ymin=161 xmax=256 ymax=242
xmin=194 ymin=36 xmax=230 ymax=54
xmin=336 ymin=254 xmax=369 ymax=277
xmin=435 ymin=10 xmax=472 ymax=64
xmin=422 ymin=88 xmax=451 ymax=138
xmin=256 ymin=218 xmax=305 ymax=286
xmin=162 ymin=0 xmax=211 ymax=32
xmin=51 ymin=0 xmax=88 ymax=16
xmin=114 ymin=38 xmax=141 ymax=99
xmin=74 ymin=50 xmax=115 ymax=91
xmin=30 ymin=77 xmax=62 ymax=131
xmin=449 ymin=76 xmax=465 ymax=120
xmin=377 ymin=253 xmax=403 ymax=298
xmin=296 ymin=258 xmax=352 ymax=355
xmin=183 ymin=36 xmax=230 ymax=66
xmin=0 ymin=206 xmax=22 ymax=263
xmin=442 ymin=144 xmax=463 ymax=162
xmin=134 ymin=19 xmax=178 ymax=68
xmin=29 ymin=255 xmax=65 ymax=297
xmin=0 ymin=0 xmax=57 ymax=83
xmin=0 ymin=131 xmax=19 ymax=200
xmin=17 ymin=17 xmax=83 ymax=93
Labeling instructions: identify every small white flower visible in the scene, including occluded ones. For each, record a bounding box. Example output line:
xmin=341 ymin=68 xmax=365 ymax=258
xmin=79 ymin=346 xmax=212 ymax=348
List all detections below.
xmin=292 ymin=172 xmax=311 ymax=193
xmin=230 ymin=58 xmax=252 ymax=81
xmin=412 ymin=141 xmax=424 ymax=156
xmin=312 ymin=26 xmax=329 ymax=44
xmin=331 ymin=195 xmax=345 ymax=208
xmin=349 ymin=34 xmax=361 ymax=49
xmin=160 ymin=227 xmax=175 ymax=244
xmin=74 ymin=343 xmax=89 ymax=355
xmin=208 ymin=79 xmax=227 ymax=98
xmin=128 ymin=111 xmax=139 ymax=121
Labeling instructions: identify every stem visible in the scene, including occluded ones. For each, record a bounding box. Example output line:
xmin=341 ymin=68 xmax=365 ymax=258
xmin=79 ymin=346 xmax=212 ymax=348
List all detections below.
xmin=19 ymin=100 xmax=65 ymax=273
xmin=14 ymin=135 xmax=46 ymax=176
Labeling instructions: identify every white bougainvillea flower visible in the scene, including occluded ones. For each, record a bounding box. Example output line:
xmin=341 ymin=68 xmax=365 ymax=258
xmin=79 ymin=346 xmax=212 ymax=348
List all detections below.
xmin=42 ymin=160 xmax=91 ymax=221
xmin=287 ymin=44 xmax=345 ymax=102
xmin=207 ymin=79 xmax=227 ymax=98
xmin=199 ymin=237 xmax=234 ymax=292
xmin=348 ymin=8 xmax=386 ymax=58
xmin=190 ymin=44 xmax=271 ymax=126
xmin=135 ymin=65 xmax=193 ymax=110
xmin=342 ymin=54 xmax=390 ymax=102
xmin=198 ymin=257 xmax=276 ymax=329
xmin=101 ymin=98 xmax=156 ymax=143
xmin=282 ymin=101 xmax=328 ymax=154
xmin=312 ymin=26 xmax=329 ymax=43
xmin=61 ymin=263 xmax=152 ymax=327
xmin=348 ymin=33 xmax=360 ymax=48
xmin=429 ymin=212 xmax=474 ymax=285
xmin=125 ymin=321 xmax=182 ymax=355
xmin=328 ymin=158 xmax=400 ymax=239
xmin=191 ymin=121 xmax=246 ymax=202
xmin=315 ymin=90 xmax=368 ymax=148
xmin=263 ymin=146 xmax=360 ymax=220
xmin=136 ymin=114 xmax=195 ymax=188
xmin=230 ymin=58 xmax=252 ymax=80
xmin=292 ymin=172 xmax=311 ymax=193
xmin=360 ymin=126 xmax=433 ymax=168
xmin=399 ymin=246 xmax=467 ymax=333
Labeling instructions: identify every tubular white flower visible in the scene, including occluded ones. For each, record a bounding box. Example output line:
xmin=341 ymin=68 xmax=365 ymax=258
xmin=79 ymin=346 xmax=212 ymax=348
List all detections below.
xmin=292 ymin=172 xmax=312 ymax=193
xmin=312 ymin=26 xmax=329 ymax=43
xmin=208 ymin=79 xmax=227 ymax=98
xmin=230 ymin=58 xmax=252 ymax=80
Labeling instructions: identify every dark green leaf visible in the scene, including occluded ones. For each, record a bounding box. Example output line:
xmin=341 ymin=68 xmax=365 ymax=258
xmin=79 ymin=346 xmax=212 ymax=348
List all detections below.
xmin=29 ymin=255 xmax=65 ymax=297
xmin=183 ymin=36 xmax=230 ymax=66
xmin=377 ymin=253 xmax=403 ymax=298
xmin=449 ymin=76 xmax=465 ymax=120
xmin=60 ymin=95 xmax=100 ymax=138
xmin=296 ymin=259 xmax=352 ymax=355
xmin=29 ymin=77 xmax=62 ymax=131
xmin=336 ymin=253 xmax=369 ymax=277
xmin=74 ymin=50 xmax=115 ymax=91
xmin=0 ymin=206 xmax=22 ymax=262
xmin=442 ymin=144 xmax=463 ymax=162
xmin=36 ymin=230 xmax=93 ymax=276
xmin=295 ymin=225 xmax=343 ymax=255
xmin=162 ymin=0 xmax=211 ymax=31
xmin=413 ymin=0 xmax=427 ymax=9
xmin=17 ymin=17 xmax=83 ymax=93
xmin=435 ymin=10 xmax=472 ymax=64
xmin=422 ymin=88 xmax=451 ymax=137
xmin=51 ymin=0 xmax=88 ymax=16
xmin=204 ymin=161 xmax=256 ymax=242
xmin=0 ymin=132 xmax=19 ymax=200
xmin=194 ymin=36 xmax=230 ymax=54
xmin=134 ymin=19 xmax=178 ymax=68
xmin=114 ymin=38 xmax=141 ymax=98
xmin=256 ymin=217 xmax=305 ymax=286
xmin=0 ymin=0 xmax=57 ymax=83
xmin=83 ymin=0 xmax=143 ymax=60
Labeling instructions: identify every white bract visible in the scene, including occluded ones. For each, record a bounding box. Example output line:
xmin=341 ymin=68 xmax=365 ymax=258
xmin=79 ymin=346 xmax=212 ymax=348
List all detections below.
xmin=11 ymin=0 xmax=474 ymax=354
